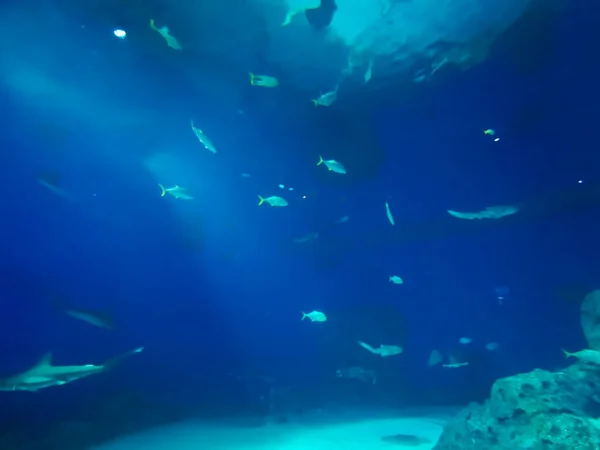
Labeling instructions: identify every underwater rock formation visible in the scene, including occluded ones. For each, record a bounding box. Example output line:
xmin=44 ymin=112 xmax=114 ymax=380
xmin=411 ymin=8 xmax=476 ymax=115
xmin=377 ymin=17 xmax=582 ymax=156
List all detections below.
xmin=581 ymin=289 xmax=600 ymax=351
xmin=433 ymin=363 xmax=600 ymax=449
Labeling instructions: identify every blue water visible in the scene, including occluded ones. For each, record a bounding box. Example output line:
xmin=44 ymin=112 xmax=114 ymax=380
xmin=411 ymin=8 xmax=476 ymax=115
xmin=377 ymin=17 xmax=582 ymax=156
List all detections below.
xmin=0 ymin=0 xmax=599 ymax=448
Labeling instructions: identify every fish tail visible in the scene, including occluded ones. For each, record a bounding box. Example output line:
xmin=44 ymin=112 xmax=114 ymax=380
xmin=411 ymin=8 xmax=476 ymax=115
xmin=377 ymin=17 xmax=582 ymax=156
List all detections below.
xmin=301 ymin=311 xmax=306 ymax=321
xmin=317 ymin=155 xmax=324 ymax=166
xmin=257 ymin=195 xmax=265 ymax=206
xmin=149 ymin=19 xmax=156 ymax=30
xmin=249 ymin=72 xmax=255 ymax=84
xmin=104 ymin=347 xmax=144 ymax=372
xmin=158 ymin=184 xmax=166 ymax=197
xmin=562 ymin=349 xmax=573 ymax=359
xmin=357 ymin=341 xmax=375 ymax=353
xmin=311 ymin=99 xmax=319 ymax=106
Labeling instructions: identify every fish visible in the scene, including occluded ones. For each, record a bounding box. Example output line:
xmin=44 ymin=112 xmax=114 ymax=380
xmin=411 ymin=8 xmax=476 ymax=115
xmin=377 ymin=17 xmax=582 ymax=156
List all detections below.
xmin=443 ymin=355 xmax=468 ymax=368
xmin=158 ymin=184 xmax=193 ymax=200
xmin=336 ymin=366 xmax=377 ymax=384
xmin=486 ymin=342 xmax=499 ymax=351
xmin=0 ymin=347 xmax=143 ymax=391
xmin=389 ymin=275 xmax=403 ymax=284
xmin=149 ymin=19 xmax=181 ymax=50
xmin=459 ymin=337 xmax=472 ymax=344
xmin=385 ymin=201 xmax=395 ymax=225
xmin=190 ymin=120 xmax=216 ymax=153
xmin=258 ymin=195 xmax=288 ymax=207
xmin=364 ymin=60 xmax=373 ymax=84
xmin=293 ymin=232 xmax=319 ymax=244
xmin=317 ymin=156 xmax=346 ymax=174
xmin=484 ymin=129 xmax=495 ymax=135
xmin=54 ymin=301 xmax=114 ymax=329
xmin=336 ymin=215 xmax=349 ymax=223
xmin=301 ymin=310 xmax=327 ymax=322
xmin=443 ymin=362 xmax=469 ymax=368
xmin=428 ymin=349 xmax=443 ymax=366
xmin=447 ymin=205 xmax=518 ymax=220
xmin=249 ymin=72 xmax=279 ymax=87
xmin=357 ymin=341 xmax=403 ymax=357
xmin=37 ymin=173 xmax=74 ymax=201
xmin=311 ymin=89 xmax=338 ymax=107
xmin=563 ymin=348 xmax=600 ymax=365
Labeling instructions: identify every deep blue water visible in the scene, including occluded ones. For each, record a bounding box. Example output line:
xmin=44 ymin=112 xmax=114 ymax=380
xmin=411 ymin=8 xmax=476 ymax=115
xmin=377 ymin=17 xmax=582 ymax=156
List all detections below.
xmin=0 ymin=0 xmax=599 ymax=446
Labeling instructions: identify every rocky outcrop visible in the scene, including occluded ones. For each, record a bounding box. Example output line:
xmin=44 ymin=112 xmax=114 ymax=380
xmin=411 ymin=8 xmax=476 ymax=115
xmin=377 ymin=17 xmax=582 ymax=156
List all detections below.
xmin=581 ymin=289 xmax=600 ymax=351
xmin=433 ymin=363 xmax=600 ymax=449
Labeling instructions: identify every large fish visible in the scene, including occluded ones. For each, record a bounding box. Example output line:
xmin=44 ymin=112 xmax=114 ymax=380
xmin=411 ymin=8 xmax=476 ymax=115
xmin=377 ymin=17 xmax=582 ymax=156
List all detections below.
xmin=0 ymin=347 xmax=143 ymax=392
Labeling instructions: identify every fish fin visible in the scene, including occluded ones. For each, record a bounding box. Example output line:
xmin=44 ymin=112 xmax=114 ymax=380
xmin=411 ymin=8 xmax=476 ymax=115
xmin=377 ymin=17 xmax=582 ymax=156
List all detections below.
xmin=190 ymin=119 xmax=194 ymax=128
xmin=317 ymin=155 xmax=324 ymax=166
xmin=32 ymin=352 xmax=53 ymax=370
xmin=158 ymin=184 xmax=166 ymax=197
xmin=257 ymin=195 xmax=265 ymax=206
xmin=149 ymin=19 xmax=156 ymax=30
xmin=562 ymin=349 xmax=573 ymax=358
xmin=311 ymin=99 xmax=319 ymax=106
xmin=249 ymin=72 xmax=255 ymax=84
xmin=301 ymin=311 xmax=306 ymax=320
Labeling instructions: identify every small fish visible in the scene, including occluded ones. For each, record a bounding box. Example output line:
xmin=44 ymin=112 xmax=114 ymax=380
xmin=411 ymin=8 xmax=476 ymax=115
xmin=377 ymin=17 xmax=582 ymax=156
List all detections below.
xmin=484 ymin=129 xmax=495 ymax=136
xmin=302 ymin=311 xmax=327 ymax=322
xmin=443 ymin=355 xmax=468 ymax=368
xmin=241 ymin=173 xmax=251 ymax=178
xmin=336 ymin=215 xmax=349 ymax=224
xmin=459 ymin=337 xmax=472 ymax=345
xmin=257 ymin=195 xmax=288 ymax=207
xmin=149 ymin=19 xmax=181 ymax=50
xmin=281 ymin=8 xmax=302 ymax=26
xmin=311 ymin=89 xmax=338 ymax=107
xmin=443 ymin=362 xmax=469 ymax=368
xmin=159 ymin=184 xmax=193 ymax=200
xmin=447 ymin=205 xmax=518 ymax=220
xmin=486 ymin=342 xmax=499 ymax=351
xmin=249 ymin=72 xmax=279 ymax=87
xmin=293 ymin=232 xmax=319 ymax=244
xmin=317 ymin=156 xmax=346 ymax=174
xmin=364 ymin=60 xmax=373 ymax=84
xmin=358 ymin=341 xmax=403 ymax=357
xmin=54 ymin=301 xmax=114 ymax=330
xmin=563 ymin=348 xmax=600 ymax=364
xmin=389 ymin=275 xmax=403 ymax=284
xmin=336 ymin=367 xmax=377 ymax=384
xmin=428 ymin=349 xmax=443 ymax=367
xmin=385 ymin=201 xmax=395 ymax=225
xmin=190 ymin=120 xmax=216 ymax=153
xmin=37 ymin=174 xmax=73 ymax=201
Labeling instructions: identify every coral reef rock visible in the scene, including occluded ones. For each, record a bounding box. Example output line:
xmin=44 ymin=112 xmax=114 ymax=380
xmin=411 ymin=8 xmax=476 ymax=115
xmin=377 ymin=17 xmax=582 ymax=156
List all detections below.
xmin=581 ymin=289 xmax=600 ymax=351
xmin=433 ymin=363 xmax=600 ymax=449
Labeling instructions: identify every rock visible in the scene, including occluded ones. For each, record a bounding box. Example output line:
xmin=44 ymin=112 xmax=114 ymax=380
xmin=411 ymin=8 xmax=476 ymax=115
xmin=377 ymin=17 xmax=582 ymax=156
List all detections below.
xmin=433 ymin=363 xmax=600 ymax=449
xmin=580 ymin=289 xmax=600 ymax=350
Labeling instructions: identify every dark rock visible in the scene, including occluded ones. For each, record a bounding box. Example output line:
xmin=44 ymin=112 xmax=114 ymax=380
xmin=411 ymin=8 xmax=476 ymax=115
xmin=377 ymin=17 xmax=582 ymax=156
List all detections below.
xmin=381 ymin=433 xmax=431 ymax=446
xmin=433 ymin=363 xmax=600 ymax=449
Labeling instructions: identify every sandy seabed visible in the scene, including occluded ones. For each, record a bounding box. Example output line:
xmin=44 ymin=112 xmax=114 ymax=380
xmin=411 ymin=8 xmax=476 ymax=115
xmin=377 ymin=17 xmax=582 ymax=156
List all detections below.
xmin=93 ymin=407 xmax=458 ymax=450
